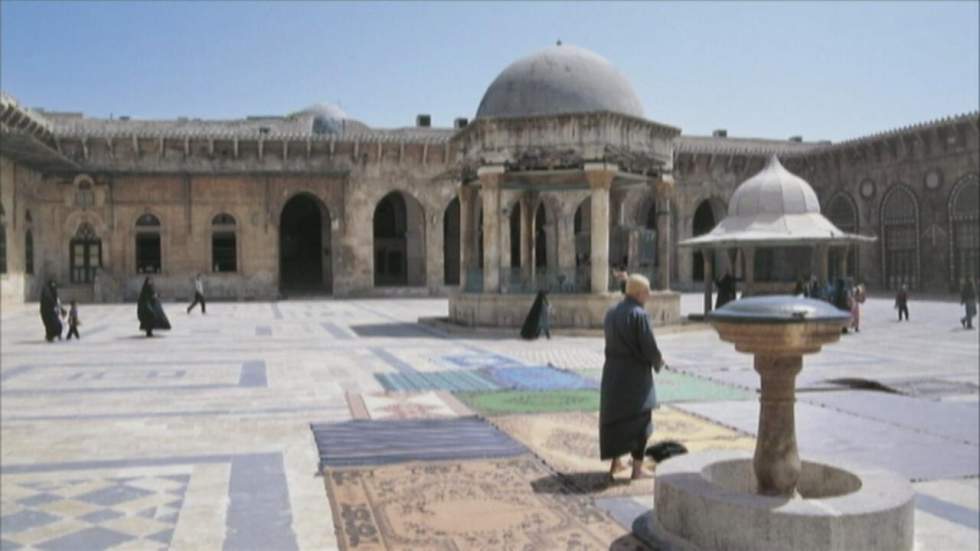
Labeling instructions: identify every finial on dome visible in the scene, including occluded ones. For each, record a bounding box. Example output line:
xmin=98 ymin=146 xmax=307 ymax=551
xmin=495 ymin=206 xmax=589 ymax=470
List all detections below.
xmin=556 ymin=39 xmax=562 ymax=46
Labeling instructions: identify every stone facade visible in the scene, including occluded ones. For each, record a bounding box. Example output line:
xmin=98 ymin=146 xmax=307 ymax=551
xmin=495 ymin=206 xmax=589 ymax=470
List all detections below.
xmin=1 ymin=91 xmax=978 ymax=310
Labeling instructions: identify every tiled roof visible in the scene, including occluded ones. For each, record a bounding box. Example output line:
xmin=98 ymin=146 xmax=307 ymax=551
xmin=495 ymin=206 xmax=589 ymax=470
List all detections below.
xmin=673 ymin=135 xmax=822 ymax=157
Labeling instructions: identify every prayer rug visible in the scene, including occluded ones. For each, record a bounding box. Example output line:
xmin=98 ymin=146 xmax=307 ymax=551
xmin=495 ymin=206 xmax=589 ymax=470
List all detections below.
xmin=574 ymin=369 xmax=755 ymax=403
xmin=456 ymin=389 xmax=600 ymax=416
xmin=310 ymin=416 xmax=528 ymax=469
xmin=345 ymin=391 xmax=474 ymax=420
xmin=374 ymin=370 xmax=500 ymax=392
xmin=490 ymin=408 xmax=756 ymax=497
xmin=322 ymin=455 xmax=652 ymax=550
xmin=478 ymin=365 xmax=599 ymax=391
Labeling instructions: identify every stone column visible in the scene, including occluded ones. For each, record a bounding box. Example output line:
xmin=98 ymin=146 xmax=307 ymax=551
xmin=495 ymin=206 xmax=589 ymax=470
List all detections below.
xmin=817 ymin=244 xmax=829 ymax=285
xmin=479 ymin=166 xmax=503 ymax=293
xmin=520 ymin=195 xmax=533 ymax=282
xmin=458 ymin=185 xmax=475 ymax=291
xmin=743 ymin=247 xmax=756 ymax=297
xmin=838 ymin=245 xmax=848 ymax=278
xmin=655 ymin=177 xmax=674 ymax=290
xmin=703 ymin=250 xmax=714 ymax=314
xmin=586 ymin=164 xmax=615 ymax=294
xmin=754 ymin=354 xmax=803 ymax=496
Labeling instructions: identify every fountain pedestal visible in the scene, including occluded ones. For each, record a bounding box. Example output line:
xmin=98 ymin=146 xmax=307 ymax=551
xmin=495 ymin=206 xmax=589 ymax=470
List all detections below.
xmin=648 ymin=297 xmax=914 ymax=551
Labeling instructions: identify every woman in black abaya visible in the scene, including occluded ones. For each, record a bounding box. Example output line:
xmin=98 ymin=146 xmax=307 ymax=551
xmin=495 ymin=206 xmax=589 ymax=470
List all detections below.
xmin=40 ymin=280 xmax=63 ymax=342
xmin=137 ymin=277 xmax=171 ymax=337
xmin=520 ymin=290 xmax=551 ymax=340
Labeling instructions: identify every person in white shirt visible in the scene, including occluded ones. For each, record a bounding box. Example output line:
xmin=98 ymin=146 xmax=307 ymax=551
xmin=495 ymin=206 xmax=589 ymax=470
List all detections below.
xmin=186 ymin=274 xmax=206 ymax=315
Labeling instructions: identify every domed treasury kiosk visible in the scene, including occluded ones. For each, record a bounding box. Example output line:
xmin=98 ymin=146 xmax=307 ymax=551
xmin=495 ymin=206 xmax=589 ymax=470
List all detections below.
xmin=448 ymin=44 xmax=682 ymax=329
xmin=679 ymin=155 xmax=876 ymax=316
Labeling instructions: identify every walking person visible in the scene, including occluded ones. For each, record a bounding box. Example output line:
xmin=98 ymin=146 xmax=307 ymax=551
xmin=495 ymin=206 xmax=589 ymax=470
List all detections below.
xmin=832 ymin=278 xmax=851 ymax=333
xmin=39 ymin=280 xmax=63 ymax=342
xmin=850 ymin=283 xmax=865 ymax=332
xmin=138 ymin=277 xmax=172 ymax=337
xmin=714 ymin=272 xmax=741 ymax=309
xmin=895 ymin=284 xmax=910 ymax=322
xmin=65 ymin=300 xmax=81 ymax=340
xmin=520 ymin=290 xmax=552 ymax=340
xmin=960 ymin=279 xmax=977 ymax=330
xmin=600 ymin=274 xmax=665 ymax=481
xmin=187 ymin=274 xmax=207 ymax=315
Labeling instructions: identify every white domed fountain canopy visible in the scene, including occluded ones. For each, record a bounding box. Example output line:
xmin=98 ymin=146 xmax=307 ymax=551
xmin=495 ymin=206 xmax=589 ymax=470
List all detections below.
xmin=475 ymin=44 xmax=646 ymax=119
xmin=679 ymin=156 xmax=876 ymax=249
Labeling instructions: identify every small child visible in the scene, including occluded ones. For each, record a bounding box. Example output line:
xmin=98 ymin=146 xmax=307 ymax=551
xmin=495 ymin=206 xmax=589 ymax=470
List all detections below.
xmin=66 ymin=300 xmax=81 ymax=340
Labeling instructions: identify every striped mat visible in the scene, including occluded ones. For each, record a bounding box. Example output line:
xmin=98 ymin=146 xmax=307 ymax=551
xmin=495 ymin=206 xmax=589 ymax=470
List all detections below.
xmin=479 ymin=366 xmax=598 ymax=391
xmin=311 ymin=416 xmax=528 ymax=469
xmin=374 ymin=370 xmax=500 ymax=392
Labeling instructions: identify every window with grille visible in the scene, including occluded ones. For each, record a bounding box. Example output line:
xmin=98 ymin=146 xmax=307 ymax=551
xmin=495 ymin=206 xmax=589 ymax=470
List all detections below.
xmin=25 ymin=230 xmax=33 ymax=275
xmin=135 ymin=214 xmax=162 ymax=273
xmin=211 ymin=213 xmax=237 ymax=272
xmin=70 ymin=223 xmax=102 ymax=283
xmin=0 ymin=224 xmax=6 ymax=274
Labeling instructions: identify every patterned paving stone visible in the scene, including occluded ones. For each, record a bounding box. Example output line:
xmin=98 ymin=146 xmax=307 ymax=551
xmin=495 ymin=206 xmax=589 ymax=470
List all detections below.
xmin=0 ymin=510 xmax=60 ymax=534
xmin=35 ymin=526 xmax=134 ymax=551
xmin=79 ymin=509 xmax=124 ymax=524
xmin=75 ymin=484 xmax=154 ymax=507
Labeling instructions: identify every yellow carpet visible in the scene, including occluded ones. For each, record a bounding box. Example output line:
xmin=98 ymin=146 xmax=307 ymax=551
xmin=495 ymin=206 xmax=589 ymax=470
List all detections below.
xmin=323 ymin=455 xmax=651 ymax=550
xmin=490 ymin=406 xmax=755 ymax=497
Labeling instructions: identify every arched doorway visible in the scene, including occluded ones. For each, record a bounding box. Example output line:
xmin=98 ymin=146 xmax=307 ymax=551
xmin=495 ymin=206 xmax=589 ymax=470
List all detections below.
xmin=280 ymin=194 xmax=331 ymax=293
xmin=574 ymin=198 xmax=591 ymax=268
xmin=374 ymin=191 xmax=425 ymax=287
xmin=443 ymin=198 xmax=460 ymax=285
xmin=692 ymin=200 xmax=718 ymax=281
xmin=949 ymin=175 xmax=979 ymax=284
xmin=881 ymin=186 xmax=918 ymax=290
xmin=826 ymin=194 xmax=859 ymax=280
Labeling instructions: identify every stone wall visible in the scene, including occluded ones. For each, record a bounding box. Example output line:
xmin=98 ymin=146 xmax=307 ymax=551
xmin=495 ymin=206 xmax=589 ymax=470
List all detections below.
xmin=0 ymin=156 xmax=41 ymax=308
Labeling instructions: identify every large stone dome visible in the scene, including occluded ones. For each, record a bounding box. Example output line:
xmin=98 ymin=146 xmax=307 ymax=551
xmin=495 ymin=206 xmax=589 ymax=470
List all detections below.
xmin=728 ymin=156 xmax=821 ymax=217
xmin=475 ymin=44 xmax=645 ymax=120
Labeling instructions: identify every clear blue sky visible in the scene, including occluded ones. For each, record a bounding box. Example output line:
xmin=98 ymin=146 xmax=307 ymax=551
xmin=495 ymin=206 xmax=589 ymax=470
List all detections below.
xmin=2 ymin=1 xmax=977 ymax=141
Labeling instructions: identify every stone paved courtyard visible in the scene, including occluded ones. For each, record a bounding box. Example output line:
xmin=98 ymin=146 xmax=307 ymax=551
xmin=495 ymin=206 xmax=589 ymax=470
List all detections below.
xmin=1 ymin=294 xmax=977 ymax=550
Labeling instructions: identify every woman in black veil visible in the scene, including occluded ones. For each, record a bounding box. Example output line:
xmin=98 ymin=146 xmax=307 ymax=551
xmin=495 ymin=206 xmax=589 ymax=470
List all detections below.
xmin=520 ymin=290 xmax=551 ymax=340
xmin=40 ymin=280 xmax=63 ymax=342
xmin=137 ymin=277 xmax=171 ymax=337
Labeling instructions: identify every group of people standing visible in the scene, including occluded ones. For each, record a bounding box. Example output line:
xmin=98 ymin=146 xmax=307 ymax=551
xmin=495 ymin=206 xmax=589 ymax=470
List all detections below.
xmin=39 ymin=274 xmax=209 ymax=341
xmin=793 ymin=276 xmax=866 ymax=332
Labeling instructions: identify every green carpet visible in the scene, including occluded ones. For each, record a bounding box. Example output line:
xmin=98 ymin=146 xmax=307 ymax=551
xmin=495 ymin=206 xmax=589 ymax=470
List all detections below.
xmin=456 ymin=389 xmax=600 ymax=416
xmin=574 ymin=369 xmax=754 ymax=403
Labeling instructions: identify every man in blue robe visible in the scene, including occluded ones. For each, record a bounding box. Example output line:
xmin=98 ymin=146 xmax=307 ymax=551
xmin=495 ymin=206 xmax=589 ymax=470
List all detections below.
xmin=600 ymin=274 xmax=665 ymax=480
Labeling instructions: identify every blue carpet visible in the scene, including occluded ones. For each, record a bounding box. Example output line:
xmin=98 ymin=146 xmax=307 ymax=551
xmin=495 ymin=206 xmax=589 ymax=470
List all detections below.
xmin=374 ymin=370 xmax=500 ymax=392
xmin=310 ymin=416 xmax=528 ymax=469
xmin=440 ymin=351 xmax=526 ymax=370
xmin=478 ymin=366 xmax=599 ymax=391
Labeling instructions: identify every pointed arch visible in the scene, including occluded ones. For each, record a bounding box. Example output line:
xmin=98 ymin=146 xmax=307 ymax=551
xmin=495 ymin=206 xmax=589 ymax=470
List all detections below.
xmin=880 ymin=184 xmax=920 ymax=290
xmin=443 ymin=197 xmax=460 ymax=285
xmin=948 ymin=173 xmax=979 ymax=284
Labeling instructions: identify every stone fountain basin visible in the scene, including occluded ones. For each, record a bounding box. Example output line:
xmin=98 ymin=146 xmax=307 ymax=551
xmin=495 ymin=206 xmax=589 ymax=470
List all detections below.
xmin=649 ymin=450 xmax=914 ymax=551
